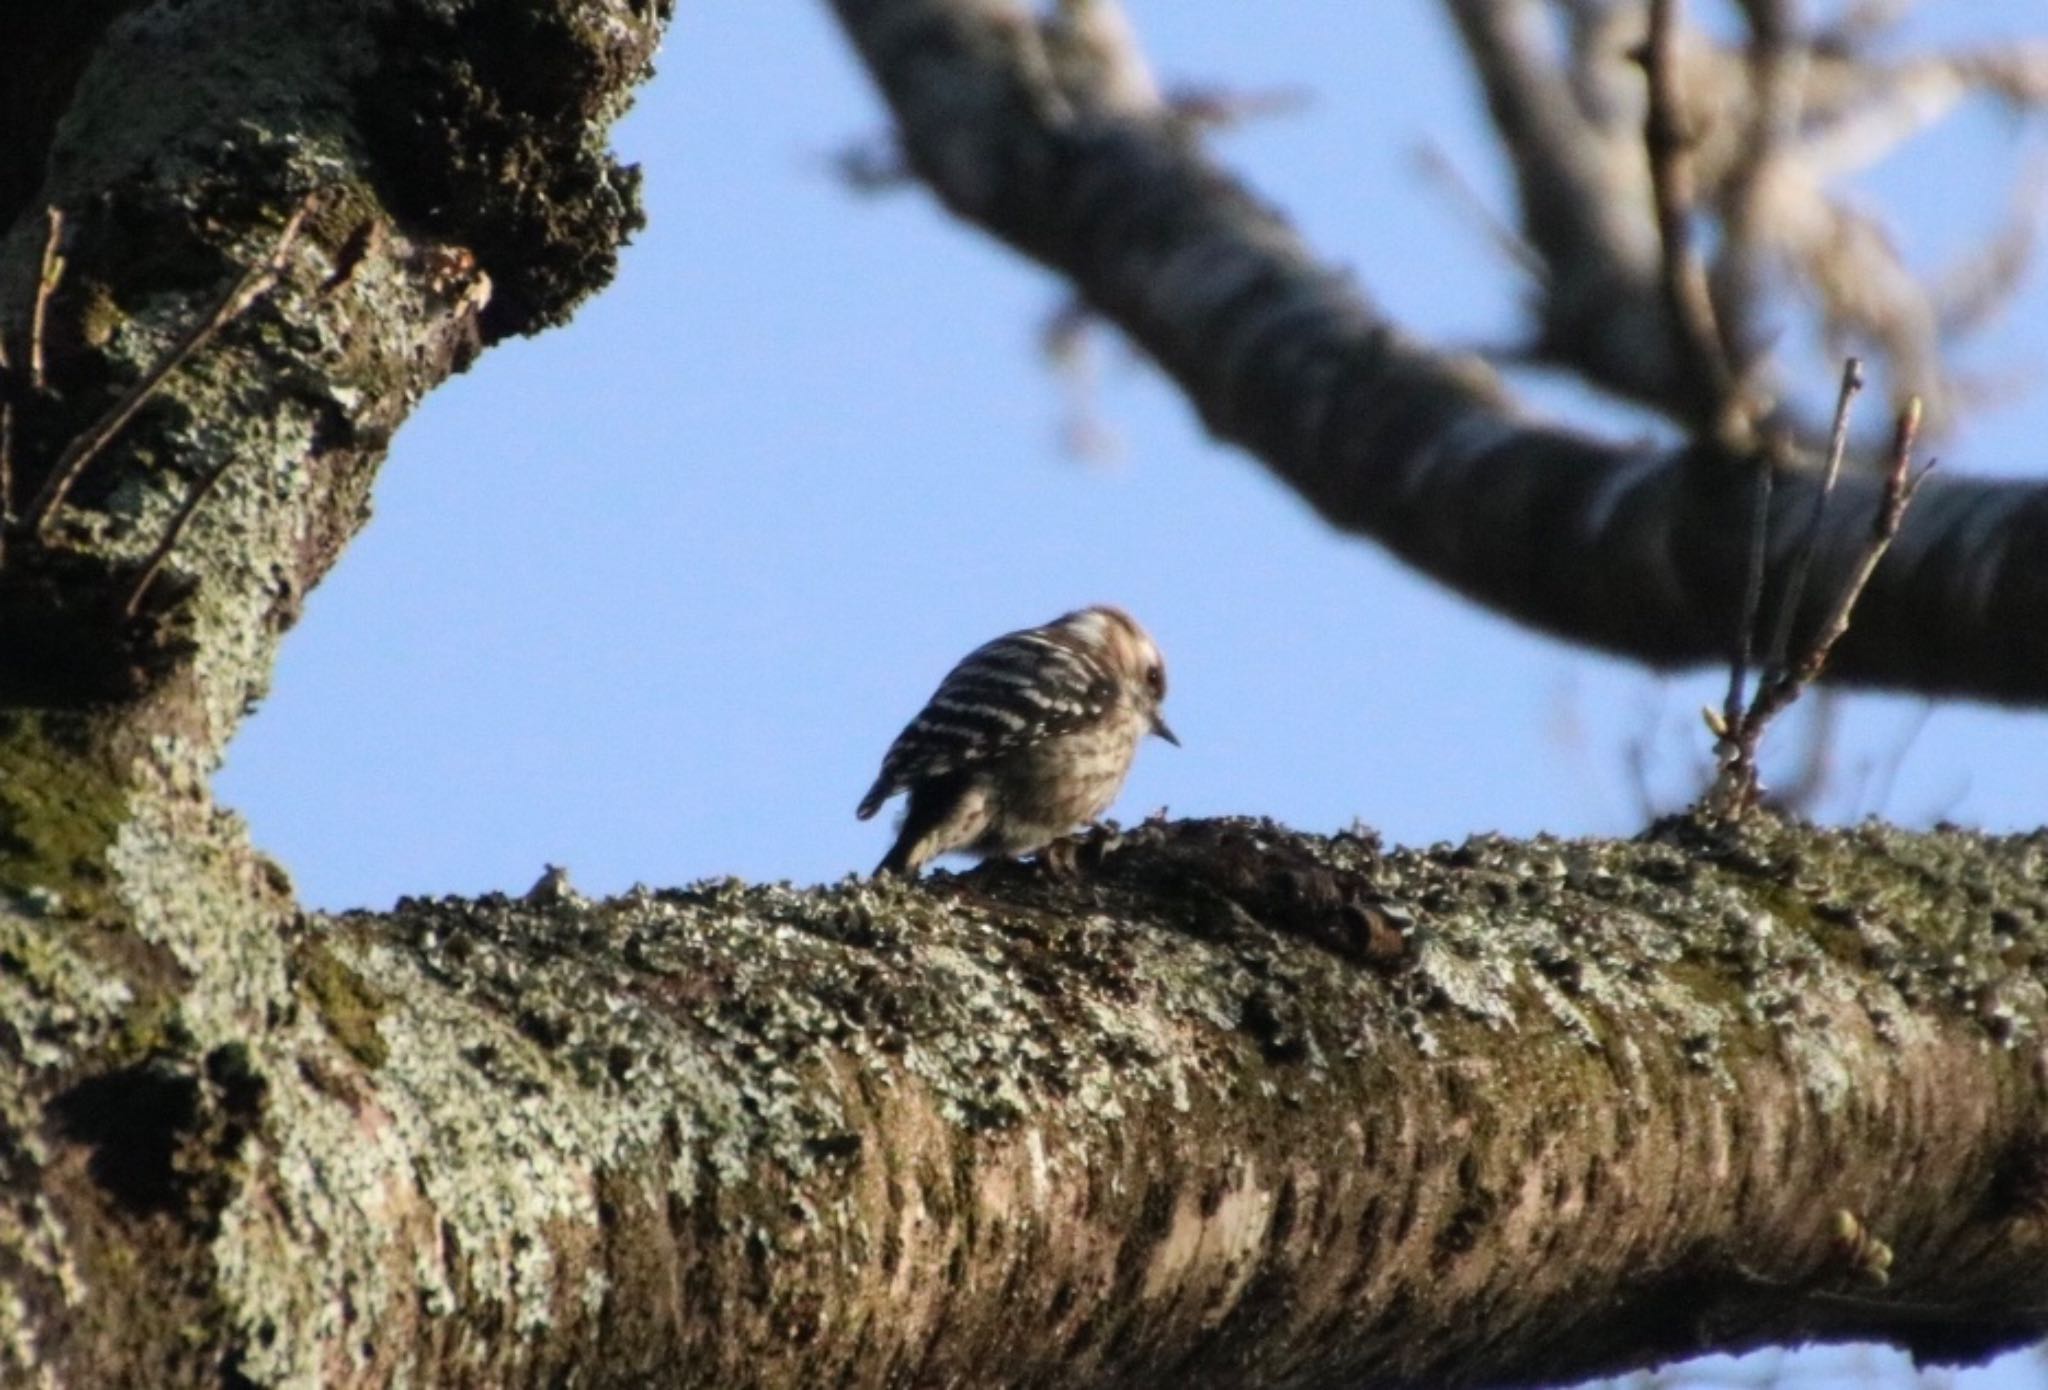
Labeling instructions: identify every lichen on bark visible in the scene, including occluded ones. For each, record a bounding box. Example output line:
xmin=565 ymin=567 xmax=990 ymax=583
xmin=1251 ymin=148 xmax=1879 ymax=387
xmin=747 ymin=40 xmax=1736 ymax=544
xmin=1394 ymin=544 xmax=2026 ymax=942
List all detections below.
xmin=15 ymin=814 xmax=2019 ymax=1387
xmin=7 ymin=0 xmax=2048 ymax=1385
xmin=1 ymin=0 xmax=669 ymax=1383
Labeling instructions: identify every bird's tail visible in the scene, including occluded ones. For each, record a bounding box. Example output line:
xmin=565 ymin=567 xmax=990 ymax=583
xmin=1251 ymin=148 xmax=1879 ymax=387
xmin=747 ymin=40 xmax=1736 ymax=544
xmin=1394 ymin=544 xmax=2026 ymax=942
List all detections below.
xmin=855 ymin=778 xmax=891 ymax=821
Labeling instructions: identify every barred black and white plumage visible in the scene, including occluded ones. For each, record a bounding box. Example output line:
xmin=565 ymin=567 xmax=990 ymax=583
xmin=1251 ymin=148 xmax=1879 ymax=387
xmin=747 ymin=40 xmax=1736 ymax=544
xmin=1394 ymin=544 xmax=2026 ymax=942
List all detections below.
xmin=858 ymin=605 xmax=1177 ymax=877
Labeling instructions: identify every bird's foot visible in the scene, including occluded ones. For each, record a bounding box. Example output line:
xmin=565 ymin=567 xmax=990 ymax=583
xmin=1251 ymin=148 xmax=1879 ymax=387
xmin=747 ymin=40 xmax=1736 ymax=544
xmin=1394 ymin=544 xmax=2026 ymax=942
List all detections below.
xmin=1038 ymin=821 xmax=1124 ymax=878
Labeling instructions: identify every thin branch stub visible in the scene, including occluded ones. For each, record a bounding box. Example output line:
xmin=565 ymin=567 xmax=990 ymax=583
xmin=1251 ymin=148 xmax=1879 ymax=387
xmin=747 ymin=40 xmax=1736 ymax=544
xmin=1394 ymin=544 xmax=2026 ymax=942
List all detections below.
xmin=30 ymin=207 xmax=67 ymax=396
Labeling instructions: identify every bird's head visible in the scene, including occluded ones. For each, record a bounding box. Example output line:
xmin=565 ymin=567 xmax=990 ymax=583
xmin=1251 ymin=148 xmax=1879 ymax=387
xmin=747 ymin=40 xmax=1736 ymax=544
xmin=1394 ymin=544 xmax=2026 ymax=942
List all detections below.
xmin=1056 ymin=604 xmax=1178 ymax=746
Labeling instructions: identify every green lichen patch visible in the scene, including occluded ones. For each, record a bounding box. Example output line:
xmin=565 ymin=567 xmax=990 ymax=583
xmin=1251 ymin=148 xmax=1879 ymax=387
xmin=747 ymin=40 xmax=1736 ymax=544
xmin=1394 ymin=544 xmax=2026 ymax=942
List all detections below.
xmin=291 ymin=935 xmax=388 ymax=1068
xmin=130 ymin=810 xmax=2046 ymax=1387
xmin=0 ymin=710 xmax=131 ymax=920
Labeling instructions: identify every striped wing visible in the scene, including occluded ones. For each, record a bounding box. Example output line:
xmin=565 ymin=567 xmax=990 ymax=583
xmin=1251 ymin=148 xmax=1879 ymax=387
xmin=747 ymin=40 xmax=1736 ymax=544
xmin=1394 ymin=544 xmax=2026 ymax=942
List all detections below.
xmin=859 ymin=626 xmax=1115 ymax=815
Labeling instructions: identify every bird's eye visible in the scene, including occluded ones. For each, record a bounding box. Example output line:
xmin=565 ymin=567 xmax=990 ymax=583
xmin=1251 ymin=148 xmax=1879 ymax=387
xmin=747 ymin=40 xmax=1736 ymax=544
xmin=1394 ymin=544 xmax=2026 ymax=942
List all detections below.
xmin=1145 ymin=664 xmax=1165 ymax=696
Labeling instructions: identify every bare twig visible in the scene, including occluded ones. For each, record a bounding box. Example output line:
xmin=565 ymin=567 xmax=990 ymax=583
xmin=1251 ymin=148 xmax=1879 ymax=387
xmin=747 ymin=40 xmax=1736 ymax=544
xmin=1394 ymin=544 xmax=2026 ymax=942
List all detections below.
xmin=1861 ymin=700 xmax=1933 ymax=819
xmin=1719 ymin=445 xmax=1776 ymax=741
xmin=1730 ymin=1257 xmax=2044 ymax=1321
xmin=123 ymin=453 xmax=238 ymax=616
xmin=828 ymin=136 xmax=913 ymax=193
xmin=1620 ymin=683 xmax=1674 ymax=824
xmin=1810 ymin=0 xmax=1910 ymax=59
xmin=121 ymin=192 xmax=328 ymax=611
xmin=1710 ymin=376 xmax=1927 ymax=816
xmin=1765 ymin=358 xmax=1863 ymax=673
xmin=1413 ymin=142 xmax=1547 ymax=283
xmin=1782 ymin=400 xmax=1929 ymax=691
xmin=0 ymin=402 xmax=12 ymax=571
xmin=318 ymin=216 xmax=385 ymax=299
xmin=26 ymin=192 xmax=318 ymax=538
xmin=1929 ymin=158 xmax=2047 ymax=338
xmin=30 ymin=207 xmax=67 ymax=395
xmin=1760 ymin=691 xmax=1839 ymax=815
xmin=1622 ymin=733 xmax=1659 ymax=823
xmin=1164 ymin=83 xmax=1312 ymax=133
xmin=1040 ymin=298 xmax=1120 ymax=464
xmin=1640 ymin=0 xmax=1741 ymax=437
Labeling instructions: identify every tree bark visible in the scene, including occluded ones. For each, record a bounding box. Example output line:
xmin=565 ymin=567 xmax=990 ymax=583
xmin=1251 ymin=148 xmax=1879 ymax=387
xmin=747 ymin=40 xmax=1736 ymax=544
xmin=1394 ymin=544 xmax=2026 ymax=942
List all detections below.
xmin=15 ymin=814 xmax=2048 ymax=1386
xmin=8 ymin=1 xmax=2048 ymax=1387
xmin=0 ymin=0 xmax=663 ymax=1382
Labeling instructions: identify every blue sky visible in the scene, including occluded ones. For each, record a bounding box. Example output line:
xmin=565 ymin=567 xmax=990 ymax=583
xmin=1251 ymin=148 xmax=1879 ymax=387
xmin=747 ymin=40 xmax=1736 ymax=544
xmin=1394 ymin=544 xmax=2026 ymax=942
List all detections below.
xmin=224 ymin=0 xmax=2046 ymax=871
xmin=214 ymin=4 xmax=2046 ymax=1382
xmin=220 ymin=1 xmax=2047 ymax=908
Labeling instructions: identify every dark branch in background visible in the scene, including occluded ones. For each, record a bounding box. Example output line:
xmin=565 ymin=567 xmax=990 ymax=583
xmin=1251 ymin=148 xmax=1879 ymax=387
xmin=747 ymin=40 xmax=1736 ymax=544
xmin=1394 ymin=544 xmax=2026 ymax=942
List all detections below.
xmin=1640 ymin=0 xmax=1743 ymax=440
xmin=831 ymin=0 xmax=2048 ymax=706
xmin=1446 ymin=0 xmax=2047 ymax=441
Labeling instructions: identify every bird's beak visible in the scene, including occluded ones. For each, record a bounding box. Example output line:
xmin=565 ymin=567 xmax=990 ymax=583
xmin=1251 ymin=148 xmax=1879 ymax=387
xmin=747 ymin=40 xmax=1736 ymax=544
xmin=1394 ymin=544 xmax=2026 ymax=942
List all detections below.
xmin=1151 ymin=712 xmax=1180 ymax=746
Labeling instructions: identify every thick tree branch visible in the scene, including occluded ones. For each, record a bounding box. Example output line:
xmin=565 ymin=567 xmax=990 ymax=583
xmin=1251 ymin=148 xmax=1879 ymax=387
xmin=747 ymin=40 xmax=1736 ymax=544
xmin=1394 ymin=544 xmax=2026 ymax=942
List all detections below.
xmin=0 ymin=0 xmax=655 ymax=749
xmin=7 ymin=3 xmax=2048 ymax=1386
xmin=828 ymin=0 xmax=2048 ymax=706
xmin=0 ymin=0 xmax=666 ymax=1383
xmin=1442 ymin=0 xmax=1688 ymax=420
xmin=17 ymin=816 xmax=2048 ymax=1385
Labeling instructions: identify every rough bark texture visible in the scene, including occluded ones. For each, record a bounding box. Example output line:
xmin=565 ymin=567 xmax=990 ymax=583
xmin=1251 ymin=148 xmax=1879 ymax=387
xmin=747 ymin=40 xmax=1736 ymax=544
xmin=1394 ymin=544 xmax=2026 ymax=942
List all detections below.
xmin=8 ymin=1 xmax=2048 ymax=1387
xmin=828 ymin=0 xmax=2048 ymax=707
xmin=18 ymin=814 xmax=2048 ymax=1387
xmin=0 ymin=0 xmax=664 ymax=1383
